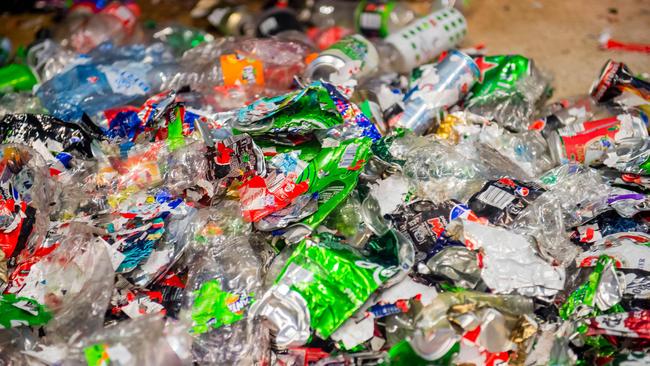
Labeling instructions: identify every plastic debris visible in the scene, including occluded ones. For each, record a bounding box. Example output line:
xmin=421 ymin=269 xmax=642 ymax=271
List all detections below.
xmin=0 ymin=2 xmax=648 ymax=365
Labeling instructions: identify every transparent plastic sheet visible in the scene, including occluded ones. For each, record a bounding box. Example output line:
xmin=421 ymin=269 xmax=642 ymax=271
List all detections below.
xmin=603 ymin=137 xmax=650 ymax=175
xmin=90 ymin=141 xmax=171 ymax=207
xmin=452 ymin=219 xmax=566 ymax=298
xmin=537 ymin=163 xmax=614 ymax=228
xmin=161 ymin=37 xmax=311 ymax=96
xmin=466 ymin=60 xmax=551 ymax=132
xmin=13 ymin=228 xmax=114 ymax=344
xmin=182 ymin=203 xmax=268 ymax=365
xmin=401 ymin=142 xmax=493 ymax=203
xmin=0 ymin=327 xmax=42 ymax=365
xmin=163 ymin=141 xmax=218 ymax=202
xmin=477 ymin=124 xmax=554 ymax=179
xmin=0 ymin=144 xmax=56 ymax=288
xmin=55 ymin=315 xmax=190 ymax=366
xmin=510 ymin=192 xmax=581 ymax=266
xmin=26 ymin=39 xmax=79 ymax=83
xmin=0 ymin=93 xmax=47 ymax=116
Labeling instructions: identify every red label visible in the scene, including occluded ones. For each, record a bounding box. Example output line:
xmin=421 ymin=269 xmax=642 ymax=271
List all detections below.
xmin=559 ymin=117 xmax=621 ymax=163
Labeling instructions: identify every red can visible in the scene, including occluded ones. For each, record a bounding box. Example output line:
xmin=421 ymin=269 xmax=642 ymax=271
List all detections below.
xmin=546 ymin=113 xmax=648 ymax=165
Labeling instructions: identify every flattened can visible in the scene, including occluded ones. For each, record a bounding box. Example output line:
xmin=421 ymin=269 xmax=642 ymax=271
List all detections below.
xmin=386 ymin=8 xmax=467 ymax=73
xmin=396 ymin=49 xmax=479 ymax=135
xmin=546 ymin=113 xmax=648 ymax=165
xmin=304 ymin=34 xmax=379 ymax=83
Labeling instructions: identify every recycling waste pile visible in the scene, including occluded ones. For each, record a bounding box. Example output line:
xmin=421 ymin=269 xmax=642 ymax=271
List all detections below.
xmin=1 ymin=0 xmax=650 ymax=365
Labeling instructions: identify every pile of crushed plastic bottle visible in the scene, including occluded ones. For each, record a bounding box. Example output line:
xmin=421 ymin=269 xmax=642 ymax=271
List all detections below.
xmin=0 ymin=0 xmax=649 ymax=365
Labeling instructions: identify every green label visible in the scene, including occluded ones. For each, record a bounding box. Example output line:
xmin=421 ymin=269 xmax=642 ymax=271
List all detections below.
xmin=84 ymin=344 xmax=110 ymax=366
xmin=0 ymin=294 xmax=52 ymax=329
xmin=328 ymin=35 xmax=371 ymax=63
xmin=355 ymin=0 xmax=396 ymax=38
xmin=191 ymin=279 xmax=254 ymax=334
xmin=466 ymin=55 xmax=531 ymax=104
xmin=296 ymin=137 xmax=373 ymax=229
xmin=276 ymin=234 xmax=396 ymax=339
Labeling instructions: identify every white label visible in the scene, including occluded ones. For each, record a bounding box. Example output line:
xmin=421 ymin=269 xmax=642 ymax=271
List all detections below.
xmin=360 ymin=13 xmax=381 ymax=30
xmin=98 ymin=62 xmax=151 ymax=97
xmin=386 ymin=8 xmax=466 ymax=71
xmin=121 ymin=296 xmax=165 ymax=319
xmin=13 ymin=300 xmax=39 ymax=315
xmin=280 ymin=263 xmax=314 ymax=285
xmin=477 ymin=185 xmax=515 ymax=210
xmin=106 ymin=343 xmax=133 ymax=364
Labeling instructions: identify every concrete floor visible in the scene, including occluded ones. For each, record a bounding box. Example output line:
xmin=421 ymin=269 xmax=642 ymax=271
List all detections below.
xmin=464 ymin=0 xmax=650 ymax=99
xmin=1 ymin=0 xmax=648 ymax=100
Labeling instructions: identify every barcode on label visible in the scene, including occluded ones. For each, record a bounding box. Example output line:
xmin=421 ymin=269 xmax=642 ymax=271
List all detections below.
xmin=477 ymin=185 xmax=515 ymax=210
xmin=360 ymin=13 xmax=382 ymax=30
xmin=338 ymin=144 xmax=358 ymax=169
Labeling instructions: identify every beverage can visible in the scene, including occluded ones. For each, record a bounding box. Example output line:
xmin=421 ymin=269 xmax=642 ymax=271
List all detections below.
xmin=547 ymin=113 xmax=649 ymax=165
xmin=304 ymin=34 xmax=379 ymax=83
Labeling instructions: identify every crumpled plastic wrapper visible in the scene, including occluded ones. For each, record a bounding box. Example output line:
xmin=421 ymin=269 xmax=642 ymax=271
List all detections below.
xmin=457 ymin=219 xmax=565 ymax=298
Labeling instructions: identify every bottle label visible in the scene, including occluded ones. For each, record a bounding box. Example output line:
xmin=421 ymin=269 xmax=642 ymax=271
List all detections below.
xmin=104 ymin=4 xmax=138 ymax=30
xmin=98 ymin=62 xmax=152 ymax=97
xmin=327 ymin=35 xmax=372 ymax=64
xmin=220 ymin=53 xmax=265 ymax=86
xmin=386 ymin=8 xmax=467 ymax=71
xmin=356 ymin=0 xmax=395 ymax=38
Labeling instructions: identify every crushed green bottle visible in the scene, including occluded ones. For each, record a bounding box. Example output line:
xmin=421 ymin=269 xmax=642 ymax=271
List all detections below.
xmin=0 ymin=294 xmax=52 ymax=329
xmin=191 ymin=279 xmax=254 ymax=334
xmin=275 ymin=233 xmax=398 ymax=339
xmin=296 ymin=137 xmax=373 ymax=230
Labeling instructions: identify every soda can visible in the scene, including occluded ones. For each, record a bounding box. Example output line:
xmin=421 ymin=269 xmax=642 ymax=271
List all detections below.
xmin=546 ymin=113 xmax=649 ymax=165
xmin=590 ymin=59 xmax=650 ymax=104
xmin=303 ymin=34 xmax=379 ymax=83
xmin=386 ymin=8 xmax=467 ymax=73
xmin=395 ymin=49 xmax=479 ymax=135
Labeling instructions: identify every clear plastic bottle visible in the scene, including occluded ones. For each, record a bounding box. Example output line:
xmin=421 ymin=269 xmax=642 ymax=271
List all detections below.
xmin=162 ymin=38 xmax=312 ymax=94
xmin=57 ymin=2 xmax=141 ymax=53
xmin=36 ymin=43 xmax=177 ymax=121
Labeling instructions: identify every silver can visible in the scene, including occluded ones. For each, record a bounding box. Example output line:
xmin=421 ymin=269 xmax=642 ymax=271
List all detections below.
xmin=304 ymin=34 xmax=379 ymax=83
xmin=396 ymin=49 xmax=479 ymax=135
